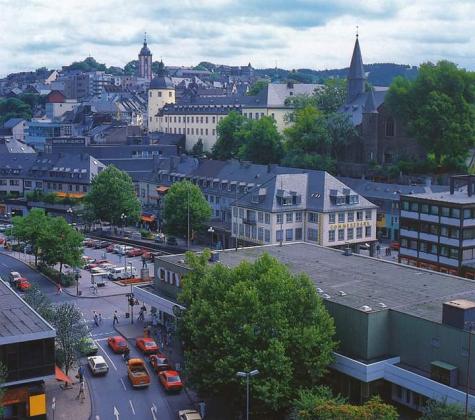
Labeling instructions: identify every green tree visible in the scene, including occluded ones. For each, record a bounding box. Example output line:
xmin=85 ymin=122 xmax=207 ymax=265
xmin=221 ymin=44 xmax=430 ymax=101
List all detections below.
xmin=421 ymin=399 xmax=474 ymax=420
xmin=238 ymin=116 xmax=284 ymax=164
xmin=211 ymin=111 xmax=247 ymax=160
xmin=293 ymin=387 xmax=398 ymax=420
xmin=39 ymin=217 xmax=83 ymax=279
xmin=0 ymin=98 xmax=32 ymax=124
xmin=23 ymin=285 xmax=53 ymax=320
xmin=0 ymin=362 xmax=7 ymax=417
xmin=124 ymin=60 xmax=138 ymax=75
xmin=191 ymin=138 xmax=204 ymax=156
xmin=247 ymin=80 xmax=269 ymax=96
xmin=325 ymin=112 xmax=358 ymax=160
xmin=178 ymin=252 xmax=337 ymax=415
xmin=11 ymin=208 xmax=49 ymax=266
xmin=386 ymin=60 xmax=475 ymax=166
xmin=85 ymin=165 xmax=141 ymax=226
xmin=50 ymin=303 xmax=88 ymax=376
xmin=314 ymin=78 xmax=347 ymax=115
xmin=162 ymin=181 xmax=211 ymax=239
xmin=65 ymin=57 xmax=107 ymax=72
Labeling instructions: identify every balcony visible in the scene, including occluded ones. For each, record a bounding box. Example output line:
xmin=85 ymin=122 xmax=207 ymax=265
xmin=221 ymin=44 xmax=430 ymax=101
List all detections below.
xmin=401 ymin=210 xmax=419 ymax=219
xmin=400 ymin=229 xmax=418 ymax=239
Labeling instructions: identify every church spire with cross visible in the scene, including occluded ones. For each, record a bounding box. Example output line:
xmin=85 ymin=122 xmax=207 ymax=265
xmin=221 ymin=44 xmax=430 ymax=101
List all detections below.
xmin=347 ymin=28 xmax=366 ymax=102
xmin=138 ymin=32 xmax=152 ymax=80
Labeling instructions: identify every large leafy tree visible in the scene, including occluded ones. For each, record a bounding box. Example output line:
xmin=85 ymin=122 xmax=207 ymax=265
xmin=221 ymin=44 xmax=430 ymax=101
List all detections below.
xmin=50 ymin=303 xmax=88 ymax=376
xmin=421 ymin=399 xmax=475 ymax=420
xmin=238 ymin=116 xmax=284 ymax=164
xmin=23 ymin=285 xmax=54 ymax=320
xmin=314 ymin=78 xmax=347 ymax=115
xmin=85 ymin=165 xmax=141 ymax=226
xmin=0 ymin=98 xmax=32 ymax=124
xmin=11 ymin=208 xmax=49 ymax=266
xmin=163 ymin=181 xmax=211 ymax=239
xmin=386 ymin=60 xmax=475 ymax=165
xmin=211 ymin=111 xmax=247 ymax=160
xmin=247 ymin=80 xmax=269 ymax=96
xmin=178 ymin=251 xmax=337 ymax=416
xmin=39 ymin=217 xmax=83 ymax=278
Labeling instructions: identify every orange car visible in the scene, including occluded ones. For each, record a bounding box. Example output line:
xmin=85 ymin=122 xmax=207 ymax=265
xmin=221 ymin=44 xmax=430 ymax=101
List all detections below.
xmin=136 ymin=337 xmax=158 ymax=354
xmin=158 ymin=370 xmax=183 ymax=392
xmin=107 ymin=336 xmax=128 ymax=353
xmin=16 ymin=278 xmax=31 ymax=291
xmin=149 ymin=354 xmax=171 ymax=373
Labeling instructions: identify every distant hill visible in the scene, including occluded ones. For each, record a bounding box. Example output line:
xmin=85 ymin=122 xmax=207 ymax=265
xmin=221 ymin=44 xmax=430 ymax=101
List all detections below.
xmin=255 ymin=63 xmax=419 ymax=86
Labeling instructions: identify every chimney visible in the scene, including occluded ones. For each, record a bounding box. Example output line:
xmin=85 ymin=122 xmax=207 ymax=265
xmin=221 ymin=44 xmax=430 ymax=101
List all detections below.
xmin=442 ymin=300 xmax=475 ymax=330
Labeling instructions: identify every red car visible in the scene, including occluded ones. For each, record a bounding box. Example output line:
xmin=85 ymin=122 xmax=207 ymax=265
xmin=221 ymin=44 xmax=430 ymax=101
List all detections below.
xmin=107 ymin=336 xmax=129 ymax=353
xmin=136 ymin=337 xmax=158 ymax=354
xmin=127 ymin=248 xmax=144 ymax=257
xmin=106 ymin=244 xmax=114 ymax=253
xmin=390 ymin=241 xmax=400 ymax=251
xmin=16 ymin=278 xmax=31 ymax=291
xmin=158 ymin=370 xmax=183 ymax=392
xmin=149 ymin=354 xmax=171 ymax=373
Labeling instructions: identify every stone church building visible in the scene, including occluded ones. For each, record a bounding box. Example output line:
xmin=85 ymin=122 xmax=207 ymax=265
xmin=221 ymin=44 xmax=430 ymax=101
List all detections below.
xmin=338 ymin=36 xmax=425 ymax=177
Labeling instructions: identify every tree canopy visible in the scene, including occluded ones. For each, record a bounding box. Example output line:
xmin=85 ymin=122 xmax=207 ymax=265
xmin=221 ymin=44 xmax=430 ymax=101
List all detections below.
xmin=386 ymin=60 xmax=475 ymax=166
xmin=247 ymin=80 xmax=269 ymax=96
xmin=421 ymin=399 xmax=475 ymax=420
xmin=0 ymin=98 xmax=32 ymax=124
xmin=178 ymin=251 xmax=337 ymax=415
xmin=85 ymin=165 xmax=141 ymax=225
xmin=162 ymin=180 xmax=212 ymax=238
xmin=211 ymin=111 xmax=247 ymax=160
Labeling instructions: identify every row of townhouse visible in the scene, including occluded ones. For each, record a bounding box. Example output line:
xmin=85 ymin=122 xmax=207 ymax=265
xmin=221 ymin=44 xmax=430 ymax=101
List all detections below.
xmin=139 ymin=158 xmax=377 ymax=249
xmin=148 ymin=79 xmax=320 ymax=151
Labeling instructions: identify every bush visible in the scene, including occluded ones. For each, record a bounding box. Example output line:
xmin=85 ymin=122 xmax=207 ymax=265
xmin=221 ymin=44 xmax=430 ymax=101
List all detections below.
xmin=37 ymin=263 xmax=73 ymax=286
xmin=139 ymin=228 xmax=153 ymax=239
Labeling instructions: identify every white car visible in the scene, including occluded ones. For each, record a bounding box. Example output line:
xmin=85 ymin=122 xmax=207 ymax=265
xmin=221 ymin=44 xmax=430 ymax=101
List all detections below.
xmin=178 ymin=410 xmax=202 ymax=420
xmin=98 ymin=263 xmax=115 ymax=272
xmin=9 ymin=271 xmax=22 ymax=283
xmin=87 ymin=355 xmax=109 ymax=376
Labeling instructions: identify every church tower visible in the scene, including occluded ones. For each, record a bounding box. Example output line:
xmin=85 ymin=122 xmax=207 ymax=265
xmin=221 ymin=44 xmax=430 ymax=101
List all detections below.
xmin=138 ymin=33 xmax=152 ymax=81
xmin=147 ymin=60 xmax=175 ymax=132
xmin=347 ymin=34 xmax=366 ymax=102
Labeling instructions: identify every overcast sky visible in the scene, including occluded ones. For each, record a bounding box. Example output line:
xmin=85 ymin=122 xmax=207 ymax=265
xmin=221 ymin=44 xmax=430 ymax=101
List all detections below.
xmin=0 ymin=0 xmax=474 ymax=76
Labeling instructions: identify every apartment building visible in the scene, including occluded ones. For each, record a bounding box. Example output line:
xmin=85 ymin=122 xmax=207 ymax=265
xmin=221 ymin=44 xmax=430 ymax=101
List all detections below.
xmin=399 ymin=175 xmax=475 ymax=278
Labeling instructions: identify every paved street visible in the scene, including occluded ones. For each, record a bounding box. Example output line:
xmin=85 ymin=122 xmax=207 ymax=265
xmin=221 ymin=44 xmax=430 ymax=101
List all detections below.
xmin=0 ymin=250 xmax=194 ymax=420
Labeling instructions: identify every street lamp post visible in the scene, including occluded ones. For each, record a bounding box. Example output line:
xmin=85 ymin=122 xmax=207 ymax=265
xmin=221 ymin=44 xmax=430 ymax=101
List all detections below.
xmin=236 ymin=369 xmax=259 ymax=420
xmin=208 ymin=226 xmax=215 ymax=249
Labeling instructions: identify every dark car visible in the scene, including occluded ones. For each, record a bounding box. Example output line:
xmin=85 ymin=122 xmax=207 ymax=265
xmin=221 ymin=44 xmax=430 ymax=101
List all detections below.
xmin=94 ymin=240 xmax=111 ymax=249
xmin=166 ymin=237 xmax=178 ymax=246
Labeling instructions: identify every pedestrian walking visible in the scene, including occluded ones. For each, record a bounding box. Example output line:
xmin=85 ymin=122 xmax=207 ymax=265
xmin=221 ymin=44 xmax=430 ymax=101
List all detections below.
xmin=93 ymin=311 xmax=99 ymax=327
xmin=98 ymin=313 xmax=102 ymax=324
xmin=77 ymin=365 xmax=84 ymax=383
xmin=123 ymin=348 xmax=130 ymax=363
xmin=56 ymin=283 xmax=62 ymax=295
xmin=199 ymin=401 xmax=206 ymax=419
xmin=76 ymin=379 xmax=85 ymax=402
xmin=138 ymin=307 xmax=145 ymax=321
xmin=113 ymin=310 xmax=119 ymax=325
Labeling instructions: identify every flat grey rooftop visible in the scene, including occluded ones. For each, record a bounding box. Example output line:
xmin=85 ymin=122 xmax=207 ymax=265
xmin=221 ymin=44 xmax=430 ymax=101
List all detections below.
xmin=158 ymin=242 xmax=475 ymax=323
xmin=0 ymin=280 xmax=55 ymax=344
xmin=404 ymin=188 xmax=475 ymax=205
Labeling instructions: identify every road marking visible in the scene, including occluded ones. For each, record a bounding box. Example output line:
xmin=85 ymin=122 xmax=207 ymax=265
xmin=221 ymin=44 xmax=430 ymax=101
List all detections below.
xmin=129 ymin=400 xmax=135 ymax=415
xmin=151 ymin=404 xmax=158 ymax=420
xmin=95 ymin=340 xmax=117 ymax=371
xmin=120 ymin=378 xmax=127 ymax=391
xmin=113 ymin=406 xmax=120 ymax=420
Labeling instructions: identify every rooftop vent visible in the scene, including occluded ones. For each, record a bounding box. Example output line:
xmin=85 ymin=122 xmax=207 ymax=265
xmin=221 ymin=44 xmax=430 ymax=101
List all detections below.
xmin=378 ymin=302 xmax=387 ymax=308
xmin=321 ymin=293 xmax=331 ymax=299
xmin=360 ymin=305 xmax=373 ymax=312
xmin=338 ymin=291 xmax=347 ymax=296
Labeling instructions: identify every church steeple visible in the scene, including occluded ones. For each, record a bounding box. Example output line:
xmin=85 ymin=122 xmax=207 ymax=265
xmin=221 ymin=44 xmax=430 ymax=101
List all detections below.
xmin=364 ymin=88 xmax=378 ymax=113
xmin=138 ymin=32 xmax=152 ymax=81
xmin=347 ymin=34 xmax=366 ymax=102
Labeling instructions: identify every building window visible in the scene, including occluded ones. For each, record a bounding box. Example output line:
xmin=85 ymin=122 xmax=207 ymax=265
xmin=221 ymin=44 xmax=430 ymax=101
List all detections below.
xmin=277 ymin=213 xmax=283 ymax=224
xmin=239 ymin=208 xmax=244 ymax=218
xmin=386 ymin=117 xmax=395 ymax=137
xmin=365 ymin=226 xmax=372 ymax=237
xmin=169 ymin=91 xmax=172 ymax=98
xmin=365 ymin=210 xmax=372 ymax=220
xmin=421 ymin=204 xmax=429 ymax=214
xmin=328 ymin=230 xmax=335 ymax=242
xmin=410 ymin=202 xmax=419 ymax=212
xmin=265 ymin=229 xmax=270 ymax=242
xmin=356 ymin=227 xmax=363 ymax=238
xmin=308 ymin=212 xmax=318 ymax=223
xmin=347 ymin=228 xmax=354 ymax=240
xmin=356 ymin=211 xmax=363 ymax=221
xmin=295 ymin=228 xmax=302 ymax=240
xmin=265 ymin=213 xmax=270 ymax=224
xmin=338 ymin=212 xmax=345 ymax=223
xmin=347 ymin=212 xmax=354 ymax=222
xmin=158 ymin=91 xmax=162 ymax=97
xmin=233 ymin=223 xmax=237 ymax=234
xmin=295 ymin=212 xmax=302 ymax=222
xmin=212 ymin=116 xmax=216 ymax=123
xmin=338 ymin=229 xmax=345 ymax=241
xmin=239 ymin=224 xmax=244 ymax=236
xmin=329 ymin=213 xmax=336 ymax=224
xmin=258 ymin=227 xmax=264 ymax=241
xmin=286 ymin=213 xmax=293 ymax=223
xmin=307 ymin=228 xmax=318 ymax=241
xmin=276 ymin=230 xmax=283 ymax=242
xmin=286 ymin=229 xmax=293 ymax=241
xmin=258 ymin=212 xmax=263 ymax=223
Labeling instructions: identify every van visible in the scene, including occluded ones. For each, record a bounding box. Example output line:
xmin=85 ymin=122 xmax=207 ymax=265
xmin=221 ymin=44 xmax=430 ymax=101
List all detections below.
xmin=108 ymin=266 xmax=138 ymax=280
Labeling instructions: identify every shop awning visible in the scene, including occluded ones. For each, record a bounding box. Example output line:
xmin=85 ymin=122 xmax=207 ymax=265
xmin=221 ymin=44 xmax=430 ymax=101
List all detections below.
xmin=156 ymin=186 xmax=169 ymax=193
xmin=2 ymin=387 xmax=28 ymax=405
xmin=141 ymin=215 xmax=156 ymax=223
xmin=55 ymin=365 xmax=72 ymax=383
xmin=56 ymin=192 xmax=85 ymax=199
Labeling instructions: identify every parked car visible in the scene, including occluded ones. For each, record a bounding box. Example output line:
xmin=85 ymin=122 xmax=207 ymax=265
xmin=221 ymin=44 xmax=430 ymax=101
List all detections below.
xmin=166 ymin=236 xmax=178 ymax=246
xmin=9 ymin=271 xmax=22 ymax=284
xmin=82 ymin=256 xmax=95 ymax=265
xmin=79 ymin=336 xmax=99 ymax=356
xmin=16 ymin=278 xmax=31 ymax=292
xmin=107 ymin=336 xmax=128 ymax=353
xmin=136 ymin=337 xmax=158 ymax=354
xmin=158 ymin=370 xmax=183 ymax=392
xmin=126 ymin=248 xmax=144 ymax=257
xmin=149 ymin=354 xmax=171 ymax=373
xmin=127 ymin=358 xmax=150 ymax=388
xmin=88 ymin=356 xmax=109 ymax=376
xmin=106 ymin=244 xmax=115 ymax=253
xmin=84 ymin=239 xmax=97 ymax=248
xmin=118 ymin=245 xmax=134 ymax=255
xmin=94 ymin=240 xmax=111 ymax=249
xmin=98 ymin=263 xmax=115 ymax=272
xmin=178 ymin=410 xmax=202 ymax=420
xmin=108 ymin=266 xmax=137 ymax=280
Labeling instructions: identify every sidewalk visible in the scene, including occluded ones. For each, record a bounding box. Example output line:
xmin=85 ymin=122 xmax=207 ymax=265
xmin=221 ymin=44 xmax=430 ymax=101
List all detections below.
xmin=45 ymin=366 xmax=91 ymax=420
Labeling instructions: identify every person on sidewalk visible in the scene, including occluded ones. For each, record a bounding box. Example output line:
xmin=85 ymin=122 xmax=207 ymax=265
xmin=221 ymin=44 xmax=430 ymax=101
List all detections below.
xmin=76 ymin=379 xmax=85 ymax=402
xmin=77 ymin=365 xmax=84 ymax=383
xmin=93 ymin=311 xmax=99 ymax=327
xmin=113 ymin=310 xmax=119 ymax=325
xmin=56 ymin=283 xmax=62 ymax=295
xmin=138 ymin=307 xmax=145 ymax=322
xmin=98 ymin=313 xmax=102 ymax=324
